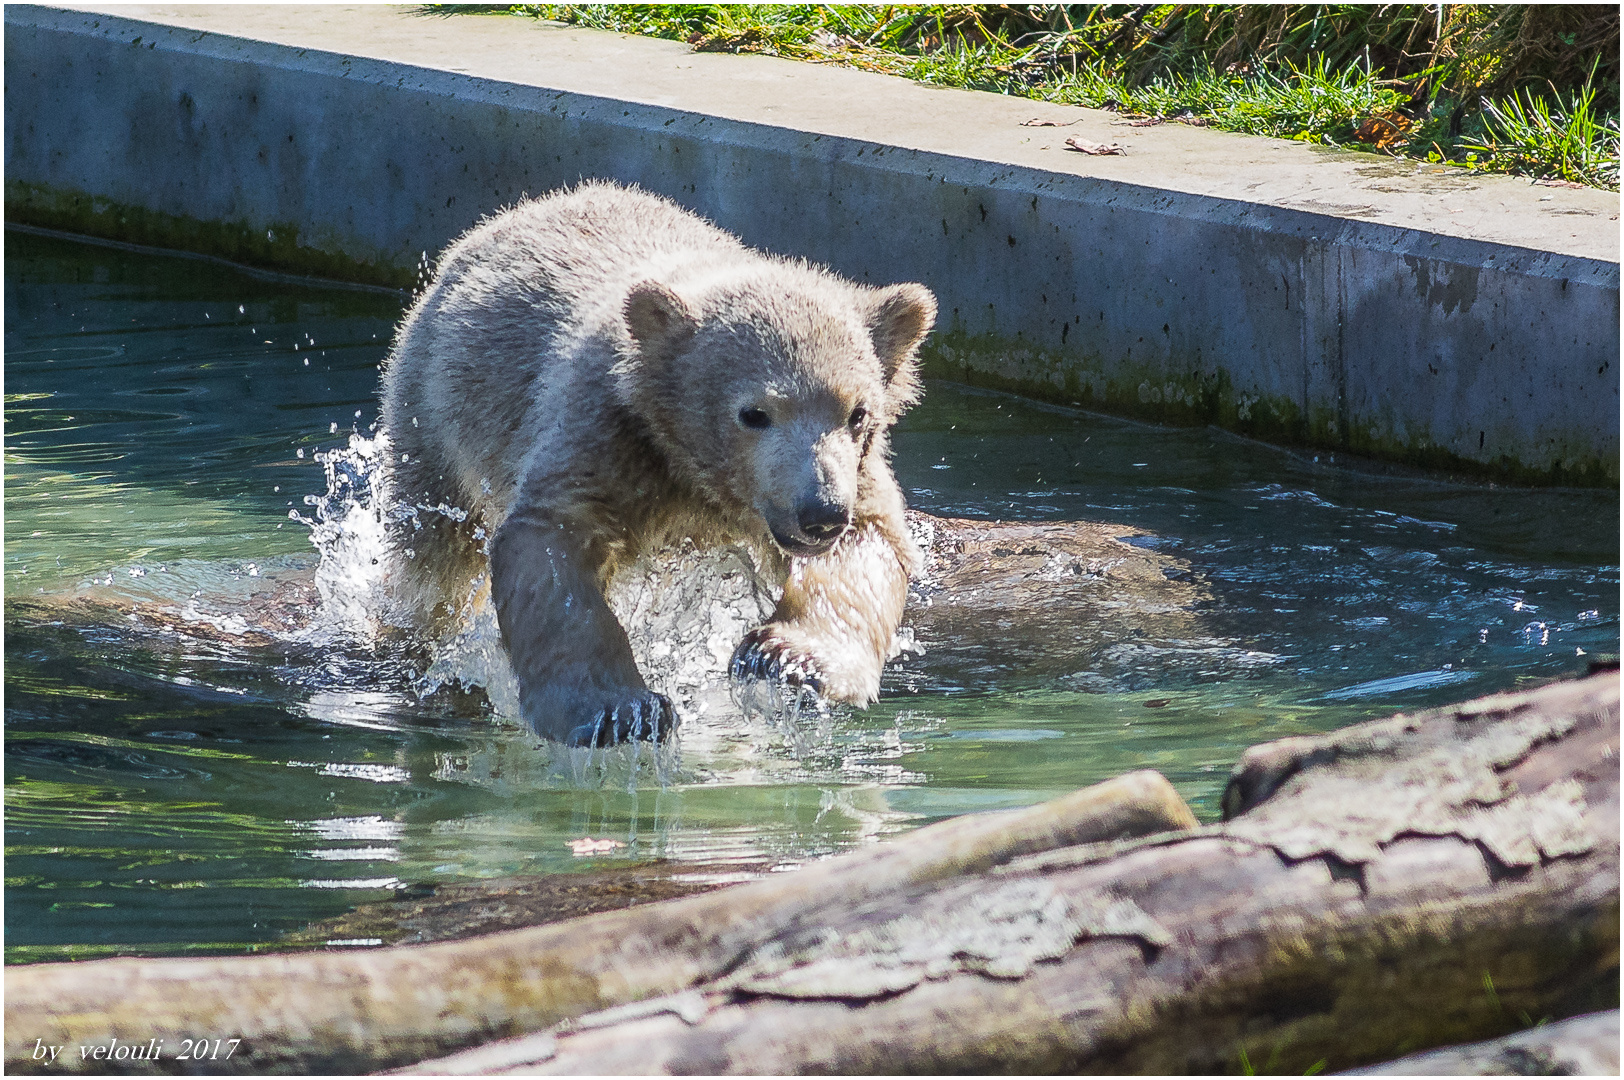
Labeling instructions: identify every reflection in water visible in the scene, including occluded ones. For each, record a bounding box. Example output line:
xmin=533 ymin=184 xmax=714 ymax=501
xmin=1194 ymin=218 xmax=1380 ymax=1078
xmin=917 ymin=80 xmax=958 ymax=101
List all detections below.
xmin=5 ymin=227 xmax=1618 ymax=962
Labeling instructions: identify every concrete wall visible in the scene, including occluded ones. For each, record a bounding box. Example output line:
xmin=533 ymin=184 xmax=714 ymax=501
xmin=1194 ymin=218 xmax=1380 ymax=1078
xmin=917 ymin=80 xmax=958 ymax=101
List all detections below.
xmin=6 ymin=5 xmax=1618 ymax=483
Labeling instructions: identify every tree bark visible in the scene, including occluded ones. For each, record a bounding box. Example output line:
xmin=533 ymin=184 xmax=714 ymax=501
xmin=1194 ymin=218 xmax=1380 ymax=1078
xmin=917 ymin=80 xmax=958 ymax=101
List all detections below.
xmin=398 ymin=671 xmax=1618 ymax=1076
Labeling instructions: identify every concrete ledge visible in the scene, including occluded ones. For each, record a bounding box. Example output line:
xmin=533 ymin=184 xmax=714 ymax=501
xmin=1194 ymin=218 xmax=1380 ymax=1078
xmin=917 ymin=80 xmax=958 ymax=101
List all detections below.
xmin=6 ymin=4 xmax=1619 ymax=483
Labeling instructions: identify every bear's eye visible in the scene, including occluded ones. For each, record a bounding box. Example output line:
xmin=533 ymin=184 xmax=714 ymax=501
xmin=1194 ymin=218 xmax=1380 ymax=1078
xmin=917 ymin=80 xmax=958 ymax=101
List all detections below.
xmin=848 ymin=406 xmax=868 ymax=429
xmin=738 ymin=407 xmax=771 ymax=430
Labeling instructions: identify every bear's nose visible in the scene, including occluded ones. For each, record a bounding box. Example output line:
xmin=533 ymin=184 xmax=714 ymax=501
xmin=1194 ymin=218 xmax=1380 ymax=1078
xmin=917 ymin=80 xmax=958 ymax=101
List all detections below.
xmin=797 ymin=498 xmax=851 ymax=541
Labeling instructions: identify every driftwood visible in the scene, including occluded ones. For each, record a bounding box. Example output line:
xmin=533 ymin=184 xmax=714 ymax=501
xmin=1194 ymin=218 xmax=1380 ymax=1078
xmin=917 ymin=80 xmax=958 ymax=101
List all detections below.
xmin=1342 ymin=1008 xmax=1619 ymax=1075
xmin=394 ymin=671 xmax=1619 ymax=1076
xmin=4 ymin=770 xmax=1196 ymax=1074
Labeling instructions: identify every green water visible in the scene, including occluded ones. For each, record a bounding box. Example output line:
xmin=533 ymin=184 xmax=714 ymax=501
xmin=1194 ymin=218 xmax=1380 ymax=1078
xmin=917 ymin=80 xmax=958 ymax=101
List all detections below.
xmin=6 ymin=228 xmax=1618 ymax=962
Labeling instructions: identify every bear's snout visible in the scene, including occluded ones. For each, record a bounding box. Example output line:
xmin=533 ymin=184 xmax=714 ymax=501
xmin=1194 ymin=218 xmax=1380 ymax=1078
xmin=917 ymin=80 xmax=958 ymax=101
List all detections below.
xmin=796 ymin=497 xmax=851 ymax=542
xmin=763 ymin=494 xmax=851 ymax=557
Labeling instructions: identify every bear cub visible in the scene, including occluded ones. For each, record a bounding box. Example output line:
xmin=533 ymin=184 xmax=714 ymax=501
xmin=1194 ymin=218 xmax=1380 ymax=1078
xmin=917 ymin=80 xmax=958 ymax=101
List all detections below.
xmin=381 ymin=182 xmax=935 ymax=747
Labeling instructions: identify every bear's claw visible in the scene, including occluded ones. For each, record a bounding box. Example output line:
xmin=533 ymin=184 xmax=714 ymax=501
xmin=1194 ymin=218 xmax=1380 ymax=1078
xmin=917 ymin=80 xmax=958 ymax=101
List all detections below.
xmin=730 ymin=629 xmax=825 ymax=693
xmin=564 ymin=691 xmax=677 ymax=747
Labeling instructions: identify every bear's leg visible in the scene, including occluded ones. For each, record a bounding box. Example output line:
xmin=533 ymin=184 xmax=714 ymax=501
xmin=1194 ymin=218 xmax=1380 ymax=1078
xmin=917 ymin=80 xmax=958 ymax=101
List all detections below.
xmin=490 ymin=510 xmax=677 ymax=746
xmin=730 ymin=523 xmax=910 ymax=706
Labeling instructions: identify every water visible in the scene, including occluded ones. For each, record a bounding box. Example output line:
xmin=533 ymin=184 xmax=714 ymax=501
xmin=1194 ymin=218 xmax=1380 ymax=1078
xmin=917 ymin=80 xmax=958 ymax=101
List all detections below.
xmin=6 ymin=228 xmax=1617 ymax=962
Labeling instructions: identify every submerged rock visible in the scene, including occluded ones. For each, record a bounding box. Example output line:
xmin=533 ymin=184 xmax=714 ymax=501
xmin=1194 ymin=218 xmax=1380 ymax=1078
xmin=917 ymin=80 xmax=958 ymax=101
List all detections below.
xmin=902 ymin=512 xmax=1237 ymax=691
xmin=8 ymin=511 xmax=1229 ymax=699
xmin=284 ymin=863 xmax=765 ymax=948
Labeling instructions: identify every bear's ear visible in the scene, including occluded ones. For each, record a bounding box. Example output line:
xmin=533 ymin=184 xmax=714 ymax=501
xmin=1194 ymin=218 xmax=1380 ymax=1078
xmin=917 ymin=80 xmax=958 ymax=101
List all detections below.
xmin=624 ymin=281 xmax=697 ymax=360
xmin=866 ymin=283 xmax=936 ymax=408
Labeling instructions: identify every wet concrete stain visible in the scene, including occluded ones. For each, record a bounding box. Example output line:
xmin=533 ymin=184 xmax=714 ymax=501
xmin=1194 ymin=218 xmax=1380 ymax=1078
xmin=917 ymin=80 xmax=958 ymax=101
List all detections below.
xmin=1405 ymin=255 xmax=1481 ymax=316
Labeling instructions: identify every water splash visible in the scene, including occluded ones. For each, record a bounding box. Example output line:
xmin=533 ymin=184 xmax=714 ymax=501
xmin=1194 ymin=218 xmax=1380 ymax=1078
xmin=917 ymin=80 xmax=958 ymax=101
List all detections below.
xmin=731 ymin=677 xmax=833 ymax=758
xmin=565 ymin=737 xmax=686 ymax=794
xmin=285 ymin=431 xmax=396 ymax=646
xmin=291 ymin=432 xmax=842 ymax=779
xmin=609 ymin=540 xmax=778 ymax=715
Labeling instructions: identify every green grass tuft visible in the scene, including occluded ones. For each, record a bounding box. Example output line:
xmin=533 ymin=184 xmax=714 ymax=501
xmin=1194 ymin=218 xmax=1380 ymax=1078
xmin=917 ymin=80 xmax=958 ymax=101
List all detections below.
xmin=1462 ymin=64 xmax=1620 ymax=187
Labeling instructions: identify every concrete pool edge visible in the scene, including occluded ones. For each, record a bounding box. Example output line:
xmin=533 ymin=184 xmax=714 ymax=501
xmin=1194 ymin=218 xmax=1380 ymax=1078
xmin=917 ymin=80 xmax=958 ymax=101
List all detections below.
xmin=5 ymin=4 xmax=1619 ymax=485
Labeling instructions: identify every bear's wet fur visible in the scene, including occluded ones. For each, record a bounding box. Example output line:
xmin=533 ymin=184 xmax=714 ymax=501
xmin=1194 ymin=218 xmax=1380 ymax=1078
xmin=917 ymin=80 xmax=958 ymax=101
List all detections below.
xmin=381 ymin=182 xmax=935 ymax=747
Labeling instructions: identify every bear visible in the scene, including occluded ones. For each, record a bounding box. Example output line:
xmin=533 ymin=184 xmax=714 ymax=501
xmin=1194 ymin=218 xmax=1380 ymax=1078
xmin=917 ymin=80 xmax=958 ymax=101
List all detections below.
xmin=380 ymin=182 xmax=935 ymax=748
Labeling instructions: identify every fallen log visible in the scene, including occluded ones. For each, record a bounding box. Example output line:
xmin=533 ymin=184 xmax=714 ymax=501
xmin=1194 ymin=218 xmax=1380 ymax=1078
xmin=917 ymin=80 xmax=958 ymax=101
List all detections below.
xmin=399 ymin=671 xmax=1618 ymax=1075
xmin=3 ymin=770 xmax=1196 ymax=1074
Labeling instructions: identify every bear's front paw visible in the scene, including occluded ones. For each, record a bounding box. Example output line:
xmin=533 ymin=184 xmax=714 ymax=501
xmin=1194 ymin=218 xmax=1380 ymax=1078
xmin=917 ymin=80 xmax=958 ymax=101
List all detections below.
xmin=562 ymin=690 xmax=678 ymax=748
xmin=730 ymin=627 xmax=825 ymax=694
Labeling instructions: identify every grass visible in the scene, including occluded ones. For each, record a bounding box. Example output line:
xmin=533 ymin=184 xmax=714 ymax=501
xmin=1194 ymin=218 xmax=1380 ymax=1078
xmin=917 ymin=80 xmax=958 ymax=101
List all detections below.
xmin=426 ymin=4 xmax=1620 ymax=190
xmin=1461 ymin=64 xmax=1620 ymax=188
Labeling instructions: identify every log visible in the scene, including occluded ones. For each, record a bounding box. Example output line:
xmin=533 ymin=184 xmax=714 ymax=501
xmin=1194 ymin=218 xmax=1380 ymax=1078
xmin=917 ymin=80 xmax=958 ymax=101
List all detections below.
xmin=398 ymin=671 xmax=1618 ymax=1075
xmin=3 ymin=770 xmax=1196 ymax=1074
xmin=1340 ymin=1009 xmax=1619 ymax=1075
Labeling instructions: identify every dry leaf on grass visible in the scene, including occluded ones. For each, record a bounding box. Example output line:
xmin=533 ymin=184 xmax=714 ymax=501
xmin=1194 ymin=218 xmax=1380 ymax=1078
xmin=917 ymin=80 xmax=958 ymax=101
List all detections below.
xmin=1352 ymin=111 xmax=1414 ymax=150
xmin=1064 ymin=136 xmax=1126 ymax=155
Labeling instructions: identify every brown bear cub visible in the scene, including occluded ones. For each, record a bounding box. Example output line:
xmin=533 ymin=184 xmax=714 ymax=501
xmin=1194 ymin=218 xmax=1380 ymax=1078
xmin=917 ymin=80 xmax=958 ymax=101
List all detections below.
xmin=381 ymin=182 xmax=935 ymax=747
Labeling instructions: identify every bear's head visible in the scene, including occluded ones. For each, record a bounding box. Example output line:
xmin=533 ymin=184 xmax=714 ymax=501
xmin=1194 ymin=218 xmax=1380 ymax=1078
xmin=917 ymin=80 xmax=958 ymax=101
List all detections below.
xmin=623 ymin=270 xmax=935 ymax=557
